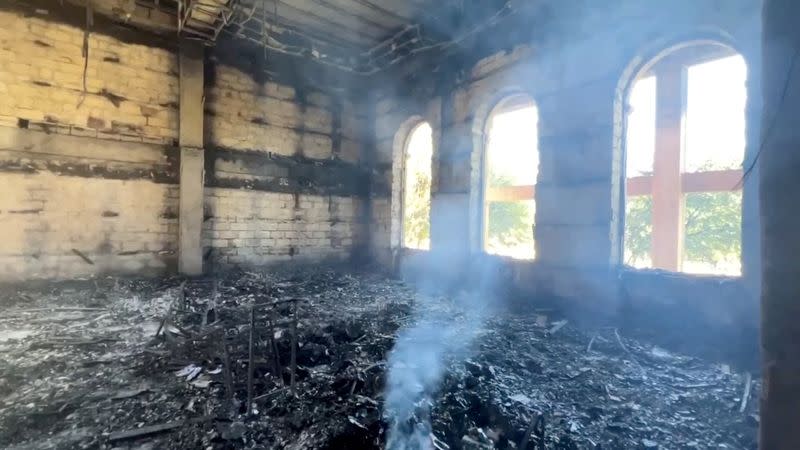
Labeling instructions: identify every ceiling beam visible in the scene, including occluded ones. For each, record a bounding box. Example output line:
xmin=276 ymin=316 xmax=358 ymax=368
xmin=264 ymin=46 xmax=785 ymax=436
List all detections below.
xmin=305 ymin=0 xmax=394 ymax=34
xmin=342 ymin=0 xmax=416 ymax=22
xmin=272 ymin=0 xmax=385 ymax=41
xmin=236 ymin=16 xmax=362 ymax=55
xmin=246 ymin=3 xmax=369 ymax=49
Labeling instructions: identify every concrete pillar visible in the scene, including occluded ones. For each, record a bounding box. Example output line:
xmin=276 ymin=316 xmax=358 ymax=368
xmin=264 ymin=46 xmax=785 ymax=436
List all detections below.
xmin=428 ymin=91 xmax=472 ymax=283
xmin=178 ymin=40 xmax=204 ymax=275
xmin=741 ymin=39 xmax=763 ymax=309
xmin=760 ymin=1 xmax=800 ymax=448
xmin=430 ymin=120 xmax=471 ymax=262
xmin=535 ymin=79 xmax=616 ymax=269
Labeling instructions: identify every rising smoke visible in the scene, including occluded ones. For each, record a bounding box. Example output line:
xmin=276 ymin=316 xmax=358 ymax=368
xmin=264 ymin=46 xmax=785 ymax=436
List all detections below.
xmin=383 ymin=255 xmax=509 ymax=449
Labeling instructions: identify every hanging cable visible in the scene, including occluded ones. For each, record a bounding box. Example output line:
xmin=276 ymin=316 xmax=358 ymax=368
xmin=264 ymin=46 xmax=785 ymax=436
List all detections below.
xmin=738 ymin=42 xmax=800 ymax=186
xmin=219 ymin=0 xmax=514 ymax=74
xmin=262 ymin=0 xmax=268 ymax=65
xmin=76 ymin=5 xmax=93 ymax=108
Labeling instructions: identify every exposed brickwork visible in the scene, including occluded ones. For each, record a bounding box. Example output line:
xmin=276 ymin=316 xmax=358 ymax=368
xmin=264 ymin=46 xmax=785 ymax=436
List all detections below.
xmin=0 ymin=11 xmax=180 ymax=281
xmin=0 ymin=171 xmax=178 ymax=281
xmin=203 ymin=188 xmax=358 ymax=267
xmin=0 ymin=10 xmax=179 ymax=144
xmin=203 ymin=64 xmax=368 ymax=268
xmin=205 ymin=64 xmax=362 ymax=162
xmin=370 ymin=197 xmax=391 ymax=259
xmin=0 ymin=10 xmax=372 ymax=279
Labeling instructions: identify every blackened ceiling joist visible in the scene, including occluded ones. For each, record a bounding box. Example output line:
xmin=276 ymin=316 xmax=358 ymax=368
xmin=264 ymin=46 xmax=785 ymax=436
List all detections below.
xmin=3 ymin=0 xmax=528 ymax=83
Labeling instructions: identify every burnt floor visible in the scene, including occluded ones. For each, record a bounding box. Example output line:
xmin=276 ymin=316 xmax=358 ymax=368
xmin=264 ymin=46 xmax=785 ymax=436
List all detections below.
xmin=0 ymin=269 xmax=758 ymax=449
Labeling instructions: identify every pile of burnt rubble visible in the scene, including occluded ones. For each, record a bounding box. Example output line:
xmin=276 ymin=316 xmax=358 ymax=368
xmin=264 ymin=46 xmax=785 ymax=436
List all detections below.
xmin=0 ymin=269 xmax=759 ymax=449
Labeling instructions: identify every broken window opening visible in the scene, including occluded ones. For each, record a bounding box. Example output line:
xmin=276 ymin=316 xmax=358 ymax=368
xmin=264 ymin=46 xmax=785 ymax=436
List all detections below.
xmin=483 ymin=95 xmax=538 ymax=259
xmin=402 ymin=122 xmax=433 ymax=250
xmin=623 ymin=46 xmax=746 ymax=276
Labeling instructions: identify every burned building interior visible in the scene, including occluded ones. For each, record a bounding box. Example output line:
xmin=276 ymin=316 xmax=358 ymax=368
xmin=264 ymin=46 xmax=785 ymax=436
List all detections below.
xmin=1 ymin=0 xmax=799 ymax=448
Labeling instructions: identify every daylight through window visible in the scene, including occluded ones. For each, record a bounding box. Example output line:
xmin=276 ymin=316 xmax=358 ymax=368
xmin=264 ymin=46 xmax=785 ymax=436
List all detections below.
xmin=483 ymin=95 xmax=538 ymax=259
xmin=623 ymin=47 xmax=746 ymax=275
xmin=402 ymin=122 xmax=433 ymax=250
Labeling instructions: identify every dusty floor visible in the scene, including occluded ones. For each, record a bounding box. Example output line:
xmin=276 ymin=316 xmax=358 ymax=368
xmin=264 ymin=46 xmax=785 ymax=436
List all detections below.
xmin=0 ymin=269 xmax=758 ymax=449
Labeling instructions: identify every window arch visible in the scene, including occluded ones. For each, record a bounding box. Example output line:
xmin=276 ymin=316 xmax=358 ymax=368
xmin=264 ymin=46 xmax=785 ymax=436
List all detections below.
xmin=401 ymin=121 xmax=433 ymax=250
xmin=622 ymin=42 xmax=747 ymax=275
xmin=481 ymin=94 xmax=539 ymax=259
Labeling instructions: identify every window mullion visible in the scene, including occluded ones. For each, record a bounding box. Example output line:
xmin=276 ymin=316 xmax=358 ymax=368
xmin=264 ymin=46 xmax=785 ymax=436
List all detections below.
xmin=651 ymin=64 xmax=685 ymax=271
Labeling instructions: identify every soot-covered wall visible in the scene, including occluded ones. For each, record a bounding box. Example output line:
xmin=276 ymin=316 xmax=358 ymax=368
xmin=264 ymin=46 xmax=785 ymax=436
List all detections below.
xmin=371 ymin=0 xmax=762 ymax=366
xmin=0 ymin=5 xmax=370 ymax=281
xmin=201 ymin=59 xmax=369 ymax=268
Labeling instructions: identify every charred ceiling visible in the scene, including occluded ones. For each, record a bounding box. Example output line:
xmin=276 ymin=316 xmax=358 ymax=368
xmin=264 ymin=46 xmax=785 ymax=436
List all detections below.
xmin=4 ymin=0 xmax=531 ymax=77
xmin=216 ymin=0 xmax=524 ymax=75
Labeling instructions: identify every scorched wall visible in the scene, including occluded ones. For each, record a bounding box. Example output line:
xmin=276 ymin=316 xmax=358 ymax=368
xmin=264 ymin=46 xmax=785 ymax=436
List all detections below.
xmin=0 ymin=9 xmax=180 ymax=280
xmin=0 ymin=6 xmax=368 ymax=281
xmin=202 ymin=63 xmax=366 ymax=269
xmin=371 ymin=0 xmax=762 ymax=365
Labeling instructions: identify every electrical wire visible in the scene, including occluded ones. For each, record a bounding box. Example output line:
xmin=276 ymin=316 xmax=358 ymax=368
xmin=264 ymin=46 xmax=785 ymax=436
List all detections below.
xmin=219 ymin=0 xmax=515 ymax=74
xmin=135 ymin=0 xmax=515 ymax=74
xmin=76 ymin=5 xmax=93 ymax=108
xmin=738 ymin=42 xmax=800 ymax=187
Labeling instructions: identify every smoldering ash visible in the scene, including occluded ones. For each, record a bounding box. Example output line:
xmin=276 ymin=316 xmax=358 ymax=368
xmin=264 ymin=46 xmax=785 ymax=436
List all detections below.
xmin=383 ymin=288 xmax=492 ymax=450
xmin=384 ymin=318 xmax=454 ymax=450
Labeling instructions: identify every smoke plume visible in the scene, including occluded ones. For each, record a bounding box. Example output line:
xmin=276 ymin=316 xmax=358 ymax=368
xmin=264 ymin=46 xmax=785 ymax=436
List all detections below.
xmin=383 ymin=257 xmax=506 ymax=449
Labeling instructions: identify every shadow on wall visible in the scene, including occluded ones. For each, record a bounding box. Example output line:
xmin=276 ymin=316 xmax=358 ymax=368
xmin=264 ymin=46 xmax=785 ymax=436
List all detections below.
xmin=619 ymin=269 xmax=759 ymax=370
xmin=397 ymin=247 xmax=759 ymax=370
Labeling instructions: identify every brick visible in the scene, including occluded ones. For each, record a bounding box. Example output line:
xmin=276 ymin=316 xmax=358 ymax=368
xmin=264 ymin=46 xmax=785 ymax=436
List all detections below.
xmin=0 ymin=172 xmax=178 ymax=281
xmin=0 ymin=11 xmax=179 ymax=143
xmin=0 ymin=11 xmax=362 ymax=276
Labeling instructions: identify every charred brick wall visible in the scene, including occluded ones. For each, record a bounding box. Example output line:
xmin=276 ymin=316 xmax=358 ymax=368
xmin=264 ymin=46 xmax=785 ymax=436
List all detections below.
xmin=0 ymin=7 xmax=371 ymax=280
xmin=202 ymin=63 xmax=368 ymax=268
xmin=202 ymin=190 xmax=360 ymax=267
xmin=0 ymin=9 xmax=180 ymax=281
xmin=0 ymin=10 xmax=179 ymax=143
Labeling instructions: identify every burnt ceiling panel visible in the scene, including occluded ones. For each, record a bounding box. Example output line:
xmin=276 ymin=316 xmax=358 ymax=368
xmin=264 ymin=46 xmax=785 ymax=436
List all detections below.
xmin=10 ymin=0 xmax=520 ymax=75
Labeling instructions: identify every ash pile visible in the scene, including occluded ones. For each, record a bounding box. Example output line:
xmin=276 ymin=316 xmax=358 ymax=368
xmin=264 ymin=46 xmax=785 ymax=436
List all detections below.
xmin=0 ymin=269 xmax=759 ymax=449
xmin=137 ymin=269 xmax=408 ymax=450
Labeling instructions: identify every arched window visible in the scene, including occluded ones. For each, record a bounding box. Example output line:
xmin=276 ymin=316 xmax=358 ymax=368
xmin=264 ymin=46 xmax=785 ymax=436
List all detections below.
xmin=623 ymin=43 xmax=747 ymax=275
xmin=402 ymin=122 xmax=433 ymax=250
xmin=482 ymin=94 xmax=539 ymax=259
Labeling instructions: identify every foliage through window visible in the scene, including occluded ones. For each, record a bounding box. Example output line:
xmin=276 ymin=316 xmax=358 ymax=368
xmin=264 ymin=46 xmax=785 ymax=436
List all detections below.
xmin=483 ymin=95 xmax=538 ymax=259
xmin=623 ymin=46 xmax=746 ymax=276
xmin=402 ymin=122 xmax=433 ymax=249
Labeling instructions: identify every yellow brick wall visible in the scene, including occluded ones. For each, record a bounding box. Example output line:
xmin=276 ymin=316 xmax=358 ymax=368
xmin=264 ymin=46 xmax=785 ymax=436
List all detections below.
xmin=202 ymin=64 xmax=368 ymax=267
xmin=0 ymin=172 xmax=178 ymax=281
xmin=0 ymin=10 xmax=178 ymax=144
xmin=0 ymin=10 xmax=370 ymax=278
xmin=205 ymin=64 xmax=363 ymax=162
xmin=0 ymin=11 xmax=180 ymax=281
xmin=203 ymin=188 xmax=359 ymax=266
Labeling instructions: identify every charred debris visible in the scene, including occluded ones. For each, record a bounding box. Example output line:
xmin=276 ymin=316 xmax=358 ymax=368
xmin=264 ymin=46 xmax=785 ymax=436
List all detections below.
xmin=0 ymin=269 xmax=758 ymax=449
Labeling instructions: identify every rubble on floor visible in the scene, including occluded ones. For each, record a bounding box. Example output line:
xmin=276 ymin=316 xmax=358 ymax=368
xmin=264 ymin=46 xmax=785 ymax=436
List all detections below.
xmin=0 ymin=269 xmax=759 ymax=449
